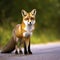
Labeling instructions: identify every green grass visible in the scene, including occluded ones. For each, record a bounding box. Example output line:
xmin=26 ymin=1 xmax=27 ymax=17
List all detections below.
xmin=0 ymin=27 xmax=11 ymax=47
xmin=31 ymin=33 xmax=57 ymax=44
xmin=31 ymin=29 xmax=60 ymax=44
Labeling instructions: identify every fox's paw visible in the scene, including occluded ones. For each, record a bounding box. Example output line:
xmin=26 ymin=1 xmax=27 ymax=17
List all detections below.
xmin=19 ymin=50 xmax=23 ymax=54
xmin=28 ymin=51 xmax=32 ymax=54
xmin=15 ymin=50 xmax=18 ymax=54
xmin=24 ymin=51 xmax=28 ymax=55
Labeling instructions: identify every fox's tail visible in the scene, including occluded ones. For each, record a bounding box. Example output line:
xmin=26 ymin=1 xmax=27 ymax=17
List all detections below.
xmin=1 ymin=37 xmax=17 ymax=53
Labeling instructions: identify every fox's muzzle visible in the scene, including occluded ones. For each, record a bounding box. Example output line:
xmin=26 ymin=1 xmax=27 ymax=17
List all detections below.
xmin=28 ymin=21 xmax=32 ymax=26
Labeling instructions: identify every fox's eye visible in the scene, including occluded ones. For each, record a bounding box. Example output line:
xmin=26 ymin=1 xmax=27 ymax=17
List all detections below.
xmin=30 ymin=17 xmax=34 ymax=20
xmin=25 ymin=18 xmax=29 ymax=20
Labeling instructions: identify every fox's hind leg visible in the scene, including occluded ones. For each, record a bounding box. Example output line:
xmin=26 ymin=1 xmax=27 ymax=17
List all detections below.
xmin=15 ymin=37 xmax=19 ymax=54
xmin=15 ymin=45 xmax=19 ymax=54
xmin=19 ymin=38 xmax=23 ymax=54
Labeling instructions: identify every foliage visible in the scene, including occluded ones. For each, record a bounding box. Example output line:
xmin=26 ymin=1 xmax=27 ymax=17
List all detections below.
xmin=0 ymin=0 xmax=60 ymax=47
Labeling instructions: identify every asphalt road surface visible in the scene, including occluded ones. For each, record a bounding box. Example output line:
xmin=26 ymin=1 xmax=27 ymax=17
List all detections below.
xmin=0 ymin=42 xmax=60 ymax=60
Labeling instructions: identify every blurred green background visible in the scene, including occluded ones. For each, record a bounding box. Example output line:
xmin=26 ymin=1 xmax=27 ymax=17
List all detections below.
xmin=0 ymin=0 xmax=60 ymax=47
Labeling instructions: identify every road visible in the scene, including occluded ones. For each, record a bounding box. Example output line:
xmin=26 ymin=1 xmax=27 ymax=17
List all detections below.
xmin=0 ymin=42 xmax=60 ymax=60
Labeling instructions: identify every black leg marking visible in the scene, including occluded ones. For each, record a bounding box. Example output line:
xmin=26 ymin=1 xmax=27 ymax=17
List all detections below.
xmin=19 ymin=50 xmax=23 ymax=54
xmin=28 ymin=41 xmax=32 ymax=54
xmin=24 ymin=42 xmax=28 ymax=55
xmin=15 ymin=50 xmax=18 ymax=54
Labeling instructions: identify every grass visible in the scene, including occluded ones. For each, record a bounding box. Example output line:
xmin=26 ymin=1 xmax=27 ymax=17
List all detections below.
xmin=31 ymin=29 xmax=60 ymax=44
xmin=0 ymin=26 xmax=11 ymax=47
xmin=31 ymin=34 xmax=57 ymax=44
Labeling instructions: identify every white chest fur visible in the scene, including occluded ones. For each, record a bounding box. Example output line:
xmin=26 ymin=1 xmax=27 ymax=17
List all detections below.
xmin=24 ymin=25 xmax=34 ymax=32
xmin=23 ymin=32 xmax=32 ymax=37
xmin=23 ymin=25 xmax=34 ymax=37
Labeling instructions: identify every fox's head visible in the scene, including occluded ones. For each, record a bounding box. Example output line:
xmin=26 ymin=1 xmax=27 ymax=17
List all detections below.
xmin=21 ymin=9 xmax=36 ymax=26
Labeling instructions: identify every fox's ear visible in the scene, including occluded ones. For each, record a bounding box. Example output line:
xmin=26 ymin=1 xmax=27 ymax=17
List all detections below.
xmin=21 ymin=9 xmax=27 ymax=17
xmin=31 ymin=9 xmax=36 ymax=16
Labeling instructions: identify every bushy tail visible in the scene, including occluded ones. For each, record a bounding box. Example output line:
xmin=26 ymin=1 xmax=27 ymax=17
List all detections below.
xmin=1 ymin=37 xmax=17 ymax=53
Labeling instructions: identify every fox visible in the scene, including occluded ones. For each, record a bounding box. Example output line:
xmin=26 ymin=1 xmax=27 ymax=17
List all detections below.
xmin=1 ymin=9 xmax=36 ymax=54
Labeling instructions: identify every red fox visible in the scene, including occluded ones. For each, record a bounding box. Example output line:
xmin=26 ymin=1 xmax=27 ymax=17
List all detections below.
xmin=1 ymin=9 xmax=36 ymax=54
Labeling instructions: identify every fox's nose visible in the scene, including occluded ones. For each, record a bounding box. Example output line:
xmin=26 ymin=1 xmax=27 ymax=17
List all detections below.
xmin=30 ymin=22 xmax=31 ymax=24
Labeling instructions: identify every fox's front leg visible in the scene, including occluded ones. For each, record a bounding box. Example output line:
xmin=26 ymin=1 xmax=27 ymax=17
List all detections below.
xmin=24 ymin=37 xmax=32 ymax=55
xmin=28 ymin=39 xmax=32 ymax=54
xmin=24 ymin=41 xmax=28 ymax=55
